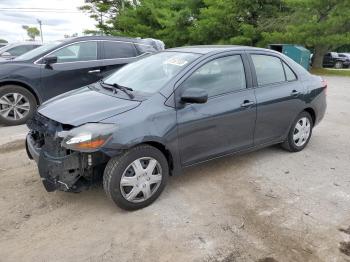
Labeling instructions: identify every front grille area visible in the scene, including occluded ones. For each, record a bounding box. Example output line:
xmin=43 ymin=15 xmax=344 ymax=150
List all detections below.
xmin=27 ymin=112 xmax=73 ymax=157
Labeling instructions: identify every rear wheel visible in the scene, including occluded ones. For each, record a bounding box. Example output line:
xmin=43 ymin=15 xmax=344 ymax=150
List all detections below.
xmin=103 ymin=145 xmax=169 ymax=210
xmin=282 ymin=111 xmax=313 ymax=152
xmin=334 ymin=61 xmax=343 ymax=69
xmin=0 ymin=85 xmax=37 ymax=126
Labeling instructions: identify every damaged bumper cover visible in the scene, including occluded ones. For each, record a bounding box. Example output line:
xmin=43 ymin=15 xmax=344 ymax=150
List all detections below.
xmin=26 ymin=113 xmax=109 ymax=192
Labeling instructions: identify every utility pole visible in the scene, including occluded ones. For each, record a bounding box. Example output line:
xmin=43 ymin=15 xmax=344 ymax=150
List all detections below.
xmin=37 ymin=19 xmax=43 ymax=43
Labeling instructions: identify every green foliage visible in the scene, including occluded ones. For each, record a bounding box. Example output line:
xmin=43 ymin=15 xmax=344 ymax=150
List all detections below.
xmin=311 ymin=68 xmax=350 ymax=77
xmin=263 ymin=0 xmax=350 ymax=68
xmin=79 ymin=0 xmax=134 ymax=34
xmin=0 ymin=39 xmax=7 ymax=43
xmin=115 ymin=0 xmax=204 ymax=47
xmin=22 ymin=25 xmax=40 ymax=41
xmin=80 ymin=0 xmax=350 ymax=68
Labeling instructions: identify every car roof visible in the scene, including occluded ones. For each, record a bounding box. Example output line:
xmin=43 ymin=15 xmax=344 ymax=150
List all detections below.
xmin=2 ymin=42 xmax=41 ymax=48
xmin=167 ymin=45 xmax=276 ymax=55
xmin=61 ymin=35 xmax=150 ymax=44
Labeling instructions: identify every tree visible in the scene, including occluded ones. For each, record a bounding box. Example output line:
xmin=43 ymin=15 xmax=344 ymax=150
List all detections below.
xmin=116 ymin=0 xmax=204 ymax=47
xmin=191 ymin=0 xmax=286 ymax=46
xmin=22 ymin=25 xmax=40 ymax=41
xmin=263 ymin=0 xmax=350 ymax=68
xmin=79 ymin=0 xmax=134 ymax=34
xmin=64 ymin=33 xmax=78 ymax=38
xmin=0 ymin=39 xmax=7 ymax=43
xmin=114 ymin=0 xmax=284 ymax=47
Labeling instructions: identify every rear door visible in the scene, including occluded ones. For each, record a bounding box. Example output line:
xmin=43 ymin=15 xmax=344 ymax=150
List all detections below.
xmin=100 ymin=41 xmax=139 ymax=78
xmin=248 ymin=52 xmax=305 ymax=145
xmin=176 ymin=52 xmax=256 ymax=166
xmin=38 ymin=41 xmax=102 ymax=101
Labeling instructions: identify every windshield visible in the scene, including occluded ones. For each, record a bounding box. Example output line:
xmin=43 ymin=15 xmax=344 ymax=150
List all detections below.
xmin=103 ymin=51 xmax=201 ymax=94
xmin=14 ymin=41 xmax=62 ymax=61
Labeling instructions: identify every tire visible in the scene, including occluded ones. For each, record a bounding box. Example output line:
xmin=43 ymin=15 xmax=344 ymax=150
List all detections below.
xmin=0 ymin=85 xmax=37 ymax=126
xmin=334 ymin=61 xmax=343 ymax=69
xmin=281 ymin=111 xmax=313 ymax=152
xmin=103 ymin=144 xmax=169 ymax=210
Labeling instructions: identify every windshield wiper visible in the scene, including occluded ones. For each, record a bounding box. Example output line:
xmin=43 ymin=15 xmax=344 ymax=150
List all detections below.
xmin=100 ymin=81 xmax=134 ymax=99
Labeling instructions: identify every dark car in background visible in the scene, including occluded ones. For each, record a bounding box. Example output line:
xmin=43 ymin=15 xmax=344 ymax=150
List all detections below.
xmin=0 ymin=42 xmax=41 ymax=61
xmin=339 ymin=53 xmax=350 ymax=63
xmin=322 ymin=52 xmax=350 ymax=69
xmin=26 ymin=46 xmax=327 ymax=210
xmin=0 ymin=36 xmax=162 ymax=125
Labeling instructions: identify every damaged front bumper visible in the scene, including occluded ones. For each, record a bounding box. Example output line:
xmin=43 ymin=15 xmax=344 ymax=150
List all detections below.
xmin=26 ymin=113 xmax=109 ymax=192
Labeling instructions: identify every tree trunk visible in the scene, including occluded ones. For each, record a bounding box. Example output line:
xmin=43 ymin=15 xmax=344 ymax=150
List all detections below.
xmin=312 ymin=45 xmax=328 ymax=69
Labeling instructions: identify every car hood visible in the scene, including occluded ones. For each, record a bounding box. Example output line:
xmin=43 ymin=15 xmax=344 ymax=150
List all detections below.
xmin=38 ymin=87 xmax=141 ymax=126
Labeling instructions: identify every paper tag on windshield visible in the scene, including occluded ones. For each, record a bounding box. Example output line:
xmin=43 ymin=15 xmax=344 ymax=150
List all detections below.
xmin=164 ymin=57 xmax=188 ymax=66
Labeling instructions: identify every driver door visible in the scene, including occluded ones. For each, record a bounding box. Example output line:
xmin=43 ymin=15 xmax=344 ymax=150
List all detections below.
xmin=39 ymin=41 xmax=103 ymax=101
xmin=176 ymin=53 xmax=256 ymax=166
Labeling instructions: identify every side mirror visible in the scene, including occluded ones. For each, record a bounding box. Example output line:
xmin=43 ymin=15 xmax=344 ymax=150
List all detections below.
xmin=181 ymin=88 xmax=208 ymax=104
xmin=1 ymin=52 xmax=11 ymax=58
xmin=42 ymin=56 xmax=57 ymax=65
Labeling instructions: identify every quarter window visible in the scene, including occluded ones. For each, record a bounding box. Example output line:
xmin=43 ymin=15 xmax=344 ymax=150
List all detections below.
xmin=283 ymin=62 xmax=297 ymax=81
xmin=51 ymin=41 xmax=97 ymax=63
xmin=252 ymin=55 xmax=285 ymax=86
xmin=103 ymin=41 xmax=137 ymax=59
xmin=181 ymin=55 xmax=246 ymax=97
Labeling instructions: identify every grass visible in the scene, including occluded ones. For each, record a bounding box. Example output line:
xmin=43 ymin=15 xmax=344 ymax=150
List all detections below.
xmin=310 ymin=68 xmax=350 ymax=77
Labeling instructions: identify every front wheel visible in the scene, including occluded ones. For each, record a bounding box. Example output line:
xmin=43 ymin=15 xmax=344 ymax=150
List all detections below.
xmin=103 ymin=145 xmax=169 ymax=210
xmin=282 ymin=111 xmax=313 ymax=152
xmin=0 ymin=85 xmax=37 ymax=126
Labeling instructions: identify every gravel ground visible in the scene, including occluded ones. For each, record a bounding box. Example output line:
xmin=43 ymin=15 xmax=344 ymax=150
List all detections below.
xmin=0 ymin=76 xmax=349 ymax=262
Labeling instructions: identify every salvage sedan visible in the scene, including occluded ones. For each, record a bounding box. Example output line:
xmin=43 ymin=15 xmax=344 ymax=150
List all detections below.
xmin=26 ymin=46 xmax=327 ymax=210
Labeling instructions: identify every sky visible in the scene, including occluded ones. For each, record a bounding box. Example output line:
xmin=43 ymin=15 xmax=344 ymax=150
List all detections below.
xmin=0 ymin=0 xmax=96 ymax=43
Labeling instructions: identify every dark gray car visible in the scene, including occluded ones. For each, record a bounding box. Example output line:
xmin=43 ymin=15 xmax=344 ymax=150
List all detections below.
xmin=0 ymin=36 xmax=161 ymax=126
xmin=26 ymin=46 xmax=327 ymax=210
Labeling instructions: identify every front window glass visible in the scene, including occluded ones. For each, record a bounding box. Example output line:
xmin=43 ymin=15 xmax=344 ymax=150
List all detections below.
xmin=181 ymin=55 xmax=246 ymax=97
xmin=103 ymin=51 xmax=200 ymax=94
xmin=51 ymin=41 xmax=97 ymax=63
xmin=15 ymin=41 xmax=62 ymax=61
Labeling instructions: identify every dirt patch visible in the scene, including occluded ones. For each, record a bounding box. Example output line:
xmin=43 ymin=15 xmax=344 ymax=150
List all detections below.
xmin=339 ymin=226 xmax=350 ymax=235
xmin=257 ymin=258 xmax=279 ymax=262
xmin=0 ymin=139 xmax=25 ymax=153
xmin=0 ymin=76 xmax=350 ymax=261
xmin=339 ymin=242 xmax=350 ymax=256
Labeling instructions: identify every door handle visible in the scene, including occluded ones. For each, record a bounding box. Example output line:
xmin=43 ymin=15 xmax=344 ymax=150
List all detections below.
xmin=291 ymin=90 xmax=300 ymax=96
xmin=88 ymin=69 xmax=101 ymax=74
xmin=241 ymin=100 xmax=255 ymax=108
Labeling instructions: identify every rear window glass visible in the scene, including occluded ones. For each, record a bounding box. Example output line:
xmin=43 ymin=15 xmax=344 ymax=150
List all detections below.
xmin=103 ymin=41 xmax=137 ymax=59
xmin=252 ymin=55 xmax=285 ymax=85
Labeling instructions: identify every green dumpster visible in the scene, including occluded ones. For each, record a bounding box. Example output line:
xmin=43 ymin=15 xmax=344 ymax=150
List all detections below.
xmin=268 ymin=44 xmax=311 ymax=70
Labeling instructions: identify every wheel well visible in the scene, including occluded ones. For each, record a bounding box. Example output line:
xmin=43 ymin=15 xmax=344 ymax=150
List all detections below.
xmin=304 ymin=108 xmax=316 ymax=124
xmin=143 ymin=141 xmax=174 ymax=175
xmin=0 ymin=81 xmax=40 ymax=104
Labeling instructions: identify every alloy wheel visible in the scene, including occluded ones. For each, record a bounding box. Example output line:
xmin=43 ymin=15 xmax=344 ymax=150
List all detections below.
xmin=120 ymin=157 xmax=163 ymax=203
xmin=0 ymin=92 xmax=30 ymax=121
xmin=293 ymin=117 xmax=311 ymax=147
